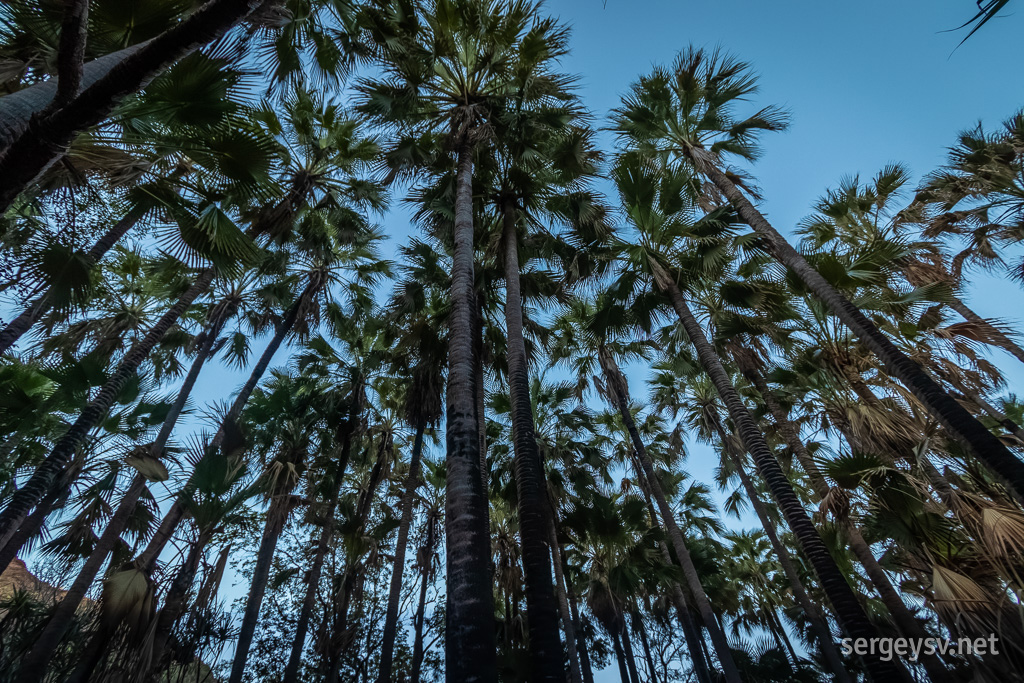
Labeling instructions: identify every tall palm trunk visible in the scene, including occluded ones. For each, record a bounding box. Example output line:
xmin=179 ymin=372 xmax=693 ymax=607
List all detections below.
xmin=547 ymin=506 xmax=583 ymax=683
xmin=377 ymin=425 xmax=426 ymax=683
xmin=145 ymin=530 xmax=210 ymax=681
xmin=701 ymin=162 xmax=1024 ymax=503
xmin=632 ymin=612 xmax=658 ymax=683
xmin=284 ymin=387 xmax=362 ymax=683
xmin=733 ymin=351 xmax=957 ymax=681
xmin=444 ymin=141 xmax=497 ymax=682
xmin=0 ymin=0 xmax=265 ymax=211
xmin=138 ymin=277 xmax=319 ymax=571
xmin=599 ymin=346 xmax=742 ymax=683
xmin=16 ymin=473 xmax=147 ymax=680
xmin=561 ymin=547 xmax=595 ymax=683
xmin=651 ymin=263 xmax=912 ymax=683
xmin=713 ymin=421 xmax=852 ymax=683
xmin=228 ymin=493 xmax=298 ymax=683
xmin=0 ymin=267 xmax=215 ymax=551
xmin=0 ymin=468 xmax=70 ymax=574
xmin=411 ymin=508 xmax=438 ymax=683
xmin=16 ymin=308 xmax=229 ymax=680
xmin=636 ymin=459 xmax=713 ymax=683
xmin=325 ymin=433 xmax=391 ymax=683
xmin=610 ymin=629 xmax=631 ymax=683
xmin=502 ymin=203 xmax=565 ymax=682
xmin=619 ymin=619 xmax=641 ymax=683
xmin=0 ymin=203 xmax=151 ymax=355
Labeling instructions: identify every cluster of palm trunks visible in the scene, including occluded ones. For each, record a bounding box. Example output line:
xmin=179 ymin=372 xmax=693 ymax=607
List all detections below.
xmin=0 ymin=1 xmax=1022 ymax=682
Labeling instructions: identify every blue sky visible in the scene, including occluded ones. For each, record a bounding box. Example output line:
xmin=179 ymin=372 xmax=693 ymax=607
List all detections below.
xmin=27 ymin=1 xmax=1019 ymax=679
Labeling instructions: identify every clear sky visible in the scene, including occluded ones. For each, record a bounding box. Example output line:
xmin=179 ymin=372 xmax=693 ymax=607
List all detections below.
xmin=126 ymin=1 xmax=1024 ymax=679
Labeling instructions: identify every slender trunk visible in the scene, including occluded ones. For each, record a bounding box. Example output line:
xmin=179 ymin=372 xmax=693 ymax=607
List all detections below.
xmin=771 ymin=610 xmax=799 ymax=665
xmin=619 ymin=621 xmax=641 ymax=683
xmin=0 ymin=205 xmax=151 ymax=355
xmin=651 ymin=263 xmax=914 ymax=683
xmin=632 ymin=612 xmax=658 ymax=683
xmin=146 ymin=532 xmax=209 ymax=681
xmin=138 ymin=278 xmax=318 ymax=572
xmin=228 ymin=495 xmax=293 ymax=683
xmin=549 ymin=511 xmax=583 ymax=683
xmin=637 ymin=466 xmax=713 ymax=683
xmin=410 ymin=511 xmax=437 ymax=683
xmin=325 ymin=433 xmax=391 ymax=683
xmin=611 ymin=630 xmax=631 ymax=683
xmin=735 ymin=354 xmax=956 ymax=680
xmin=563 ymin=553 xmax=595 ymax=683
xmin=16 ymin=473 xmax=147 ymax=680
xmin=0 ymin=268 xmax=215 ymax=551
xmin=22 ymin=313 xmax=226 ymax=680
xmin=502 ymin=203 xmax=565 ymax=682
xmin=703 ymin=162 xmax=1024 ymax=504
xmin=0 ymin=0 xmax=264 ymax=211
xmin=945 ymin=377 xmax=1024 ymax=445
xmin=715 ymin=424 xmax=852 ymax=683
xmin=377 ymin=425 xmax=426 ymax=683
xmin=947 ymin=296 xmax=1024 ymax=366
xmin=283 ymin=389 xmax=361 ymax=683
xmin=444 ymin=141 xmax=497 ymax=682
xmin=600 ymin=346 xmax=741 ymax=683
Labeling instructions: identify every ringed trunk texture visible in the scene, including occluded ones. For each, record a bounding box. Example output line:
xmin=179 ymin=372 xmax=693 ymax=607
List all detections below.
xmin=703 ymin=162 xmax=1024 ymax=504
xmin=652 ymin=263 xmax=915 ymax=683
xmin=0 ymin=267 xmax=215 ymax=552
xmin=502 ymin=204 xmax=566 ymax=682
xmin=443 ymin=142 xmax=497 ymax=683
xmin=376 ymin=425 xmax=426 ymax=683
xmin=0 ymin=0 xmax=264 ymax=211
xmin=598 ymin=347 xmax=742 ymax=683
xmin=734 ymin=353 xmax=958 ymax=681
xmin=716 ymin=426 xmax=852 ymax=683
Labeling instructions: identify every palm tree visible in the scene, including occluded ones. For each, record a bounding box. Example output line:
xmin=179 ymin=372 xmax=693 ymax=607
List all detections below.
xmin=611 ymin=151 xmax=916 ymax=682
xmin=377 ymin=306 xmax=445 ymax=682
xmin=357 ymin=1 xmax=553 ymax=675
xmin=611 ymin=47 xmax=1024 ymax=505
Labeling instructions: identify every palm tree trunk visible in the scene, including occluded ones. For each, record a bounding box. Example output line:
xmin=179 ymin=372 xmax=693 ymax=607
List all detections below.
xmin=632 ymin=612 xmax=658 ymax=683
xmin=714 ymin=422 xmax=852 ymax=683
xmin=548 ymin=509 xmax=583 ymax=683
xmin=562 ymin=551 xmax=595 ymax=683
xmin=444 ymin=140 xmax=497 ymax=682
xmin=636 ymin=462 xmax=713 ymax=683
xmin=0 ymin=470 xmax=67 ymax=574
xmin=611 ymin=630 xmax=631 ymax=683
xmin=502 ymin=203 xmax=566 ymax=682
xmin=377 ymin=425 xmax=426 ymax=683
xmin=0 ymin=203 xmax=152 ymax=355
xmin=599 ymin=346 xmax=742 ymax=683
xmin=702 ymin=162 xmax=1024 ymax=504
xmin=137 ymin=277 xmax=318 ymax=572
xmin=0 ymin=267 xmax=215 ymax=552
xmin=228 ymin=494 xmax=294 ymax=683
xmin=15 ymin=472 xmax=147 ymax=680
xmin=146 ymin=531 xmax=209 ymax=681
xmin=619 ymin=621 xmax=641 ymax=683
xmin=733 ymin=353 xmax=957 ymax=681
xmin=0 ymin=0 xmax=265 ymax=211
xmin=283 ymin=387 xmax=361 ymax=683
xmin=651 ymin=262 xmax=912 ymax=683
xmin=410 ymin=510 xmax=438 ymax=683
